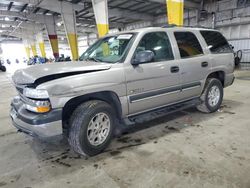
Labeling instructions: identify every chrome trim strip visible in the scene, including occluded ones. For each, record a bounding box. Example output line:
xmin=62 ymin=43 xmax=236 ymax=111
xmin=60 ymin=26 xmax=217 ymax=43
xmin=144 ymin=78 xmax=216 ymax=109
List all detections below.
xmin=129 ymin=81 xmax=201 ymax=103
xmin=131 ymin=90 xmax=180 ymax=103
xmin=129 ymin=85 xmax=181 ymax=103
xmin=181 ymin=82 xmax=201 ymax=90
xmin=182 ymin=85 xmax=201 ymax=91
xmin=128 ymin=96 xmax=200 ymax=117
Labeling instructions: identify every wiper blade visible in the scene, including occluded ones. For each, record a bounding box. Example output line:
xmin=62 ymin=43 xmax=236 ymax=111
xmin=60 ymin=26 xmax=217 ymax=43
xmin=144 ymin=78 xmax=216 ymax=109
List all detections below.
xmin=86 ymin=57 xmax=101 ymax=62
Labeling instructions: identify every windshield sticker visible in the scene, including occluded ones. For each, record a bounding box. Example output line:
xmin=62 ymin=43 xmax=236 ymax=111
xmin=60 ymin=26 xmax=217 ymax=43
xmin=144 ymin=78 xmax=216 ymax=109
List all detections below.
xmin=117 ymin=34 xmax=132 ymax=40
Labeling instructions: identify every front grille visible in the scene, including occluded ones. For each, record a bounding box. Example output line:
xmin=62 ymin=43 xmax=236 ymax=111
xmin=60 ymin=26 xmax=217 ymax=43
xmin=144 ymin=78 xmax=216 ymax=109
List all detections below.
xmin=19 ymin=93 xmax=35 ymax=106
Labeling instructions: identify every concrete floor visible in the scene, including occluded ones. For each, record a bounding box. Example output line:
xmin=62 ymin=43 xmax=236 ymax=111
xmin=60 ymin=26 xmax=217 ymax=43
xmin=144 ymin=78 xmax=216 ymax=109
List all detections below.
xmin=0 ymin=67 xmax=250 ymax=188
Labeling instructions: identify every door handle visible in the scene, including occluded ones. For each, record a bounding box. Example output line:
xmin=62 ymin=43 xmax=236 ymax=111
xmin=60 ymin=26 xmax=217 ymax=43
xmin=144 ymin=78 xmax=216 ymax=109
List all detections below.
xmin=170 ymin=66 xmax=179 ymax=73
xmin=201 ymin=62 xmax=208 ymax=67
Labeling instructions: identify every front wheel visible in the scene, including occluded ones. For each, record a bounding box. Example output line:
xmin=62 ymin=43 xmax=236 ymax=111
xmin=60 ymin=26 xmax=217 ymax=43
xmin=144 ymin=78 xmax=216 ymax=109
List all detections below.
xmin=197 ymin=78 xmax=223 ymax=113
xmin=68 ymin=100 xmax=115 ymax=156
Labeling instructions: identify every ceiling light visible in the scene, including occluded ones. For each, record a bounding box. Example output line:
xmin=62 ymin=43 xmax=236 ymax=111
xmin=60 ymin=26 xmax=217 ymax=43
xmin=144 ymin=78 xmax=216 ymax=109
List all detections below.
xmin=56 ymin=22 xmax=62 ymax=27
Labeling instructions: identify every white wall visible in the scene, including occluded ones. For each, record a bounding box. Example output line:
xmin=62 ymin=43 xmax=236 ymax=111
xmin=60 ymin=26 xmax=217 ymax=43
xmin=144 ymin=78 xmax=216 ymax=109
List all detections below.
xmin=1 ymin=42 xmax=26 ymax=62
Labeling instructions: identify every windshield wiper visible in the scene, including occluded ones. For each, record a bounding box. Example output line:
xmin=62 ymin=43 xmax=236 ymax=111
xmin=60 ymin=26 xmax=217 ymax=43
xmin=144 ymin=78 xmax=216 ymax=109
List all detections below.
xmin=85 ymin=57 xmax=101 ymax=62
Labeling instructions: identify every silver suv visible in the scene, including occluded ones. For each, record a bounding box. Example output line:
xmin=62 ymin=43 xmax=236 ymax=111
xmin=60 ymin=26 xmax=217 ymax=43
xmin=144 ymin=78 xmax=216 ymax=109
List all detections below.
xmin=10 ymin=27 xmax=235 ymax=156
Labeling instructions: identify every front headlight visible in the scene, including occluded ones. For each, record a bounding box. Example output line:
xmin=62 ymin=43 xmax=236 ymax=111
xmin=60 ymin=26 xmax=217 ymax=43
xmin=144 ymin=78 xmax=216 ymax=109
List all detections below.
xmin=23 ymin=88 xmax=49 ymax=99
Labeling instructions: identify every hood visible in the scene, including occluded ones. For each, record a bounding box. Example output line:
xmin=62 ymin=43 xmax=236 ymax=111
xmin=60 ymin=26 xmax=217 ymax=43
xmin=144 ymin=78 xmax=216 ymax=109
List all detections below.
xmin=12 ymin=61 xmax=111 ymax=85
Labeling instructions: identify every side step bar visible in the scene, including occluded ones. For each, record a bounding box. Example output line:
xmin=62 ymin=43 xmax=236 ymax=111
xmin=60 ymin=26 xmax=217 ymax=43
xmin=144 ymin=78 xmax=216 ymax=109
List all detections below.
xmin=124 ymin=98 xmax=201 ymax=125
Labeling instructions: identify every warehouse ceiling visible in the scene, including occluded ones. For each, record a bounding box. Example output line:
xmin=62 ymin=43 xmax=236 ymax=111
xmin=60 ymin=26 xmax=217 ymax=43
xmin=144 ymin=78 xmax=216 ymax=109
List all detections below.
xmin=0 ymin=0 xmax=202 ymax=41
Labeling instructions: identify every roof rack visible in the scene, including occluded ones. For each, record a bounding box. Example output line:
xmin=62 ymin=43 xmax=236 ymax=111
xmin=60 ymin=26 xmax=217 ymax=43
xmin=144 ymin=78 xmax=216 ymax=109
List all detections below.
xmin=161 ymin=24 xmax=177 ymax=28
xmin=161 ymin=24 xmax=213 ymax=29
xmin=184 ymin=25 xmax=213 ymax=29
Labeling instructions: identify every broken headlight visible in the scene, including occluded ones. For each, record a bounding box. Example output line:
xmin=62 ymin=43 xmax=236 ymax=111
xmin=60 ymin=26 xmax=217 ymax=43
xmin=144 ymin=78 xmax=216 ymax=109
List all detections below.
xmin=23 ymin=88 xmax=49 ymax=99
xmin=23 ymin=88 xmax=51 ymax=113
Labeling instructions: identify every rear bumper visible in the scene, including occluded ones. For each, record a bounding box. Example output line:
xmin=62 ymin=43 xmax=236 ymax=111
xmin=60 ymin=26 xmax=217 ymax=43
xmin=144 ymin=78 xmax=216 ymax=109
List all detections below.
xmin=10 ymin=96 xmax=63 ymax=138
xmin=224 ymin=73 xmax=235 ymax=88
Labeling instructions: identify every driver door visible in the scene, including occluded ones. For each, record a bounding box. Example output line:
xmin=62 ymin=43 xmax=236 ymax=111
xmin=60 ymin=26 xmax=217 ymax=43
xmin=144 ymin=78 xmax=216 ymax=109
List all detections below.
xmin=125 ymin=31 xmax=181 ymax=115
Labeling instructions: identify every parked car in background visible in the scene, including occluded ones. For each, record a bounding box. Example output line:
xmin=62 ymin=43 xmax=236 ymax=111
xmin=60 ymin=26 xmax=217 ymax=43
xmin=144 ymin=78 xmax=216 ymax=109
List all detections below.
xmin=0 ymin=60 xmax=6 ymax=72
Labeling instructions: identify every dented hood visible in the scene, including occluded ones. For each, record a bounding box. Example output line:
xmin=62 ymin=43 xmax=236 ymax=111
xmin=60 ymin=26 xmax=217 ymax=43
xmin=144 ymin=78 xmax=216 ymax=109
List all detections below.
xmin=12 ymin=61 xmax=111 ymax=85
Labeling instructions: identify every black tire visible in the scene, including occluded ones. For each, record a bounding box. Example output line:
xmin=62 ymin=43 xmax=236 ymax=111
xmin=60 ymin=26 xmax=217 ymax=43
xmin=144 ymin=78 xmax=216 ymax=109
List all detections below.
xmin=68 ymin=100 xmax=115 ymax=156
xmin=0 ymin=66 xmax=6 ymax=72
xmin=235 ymin=57 xmax=240 ymax=66
xmin=197 ymin=78 xmax=223 ymax=113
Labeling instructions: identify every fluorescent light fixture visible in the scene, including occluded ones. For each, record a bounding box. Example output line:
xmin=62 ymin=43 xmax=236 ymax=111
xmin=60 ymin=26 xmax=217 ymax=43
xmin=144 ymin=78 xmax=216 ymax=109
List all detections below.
xmin=56 ymin=22 xmax=62 ymax=27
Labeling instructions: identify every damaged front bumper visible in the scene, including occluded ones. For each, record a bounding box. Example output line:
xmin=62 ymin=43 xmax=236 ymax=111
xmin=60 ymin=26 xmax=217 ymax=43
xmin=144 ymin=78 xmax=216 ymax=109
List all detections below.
xmin=10 ymin=96 xmax=63 ymax=138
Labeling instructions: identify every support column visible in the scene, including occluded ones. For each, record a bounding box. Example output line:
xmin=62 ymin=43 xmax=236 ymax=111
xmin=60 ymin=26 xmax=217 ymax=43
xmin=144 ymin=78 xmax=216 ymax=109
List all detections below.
xmin=23 ymin=39 xmax=31 ymax=59
xmin=30 ymin=39 xmax=37 ymax=57
xmin=36 ymin=32 xmax=46 ymax=58
xmin=44 ymin=16 xmax=59 ymax=58
xmin=92 ymin=0 xmax=109 ymax=37
xmin=60 ymin=2 xmax=79 ymax=60
xmin=166 ymin=0 xmax=184 ymax=26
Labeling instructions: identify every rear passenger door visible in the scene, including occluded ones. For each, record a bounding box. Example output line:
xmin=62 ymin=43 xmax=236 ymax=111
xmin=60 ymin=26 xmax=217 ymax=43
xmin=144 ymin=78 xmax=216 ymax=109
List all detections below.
xmin=173 ymin=31 xmax=211 ymax=100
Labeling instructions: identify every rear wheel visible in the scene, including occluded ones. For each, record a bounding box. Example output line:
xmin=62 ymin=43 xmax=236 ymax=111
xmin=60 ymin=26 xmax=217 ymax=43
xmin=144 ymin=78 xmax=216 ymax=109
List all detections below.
xmin=197 ymin=78 xmax=223 ymax=113
xmin=68 ymin=100 xmax=115 ymax=156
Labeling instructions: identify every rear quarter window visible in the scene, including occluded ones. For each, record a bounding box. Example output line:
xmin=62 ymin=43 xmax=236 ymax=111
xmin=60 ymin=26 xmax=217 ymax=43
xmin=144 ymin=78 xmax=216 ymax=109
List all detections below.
xmin=200 ymin=31 xmax=233 ymax=54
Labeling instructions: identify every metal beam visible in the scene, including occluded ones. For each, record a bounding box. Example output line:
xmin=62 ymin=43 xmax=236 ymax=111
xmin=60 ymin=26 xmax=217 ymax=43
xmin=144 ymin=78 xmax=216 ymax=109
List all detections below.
xmin=0 ymin=20 xmax=44 ymax=29
xmin=43 ymin=10 xmax=49 ymax=15
xmin=0 ymin=10 xmax=53 ymax=24
xmin=33 ymin=7 xmax=40 ymax=13
xmin=20 ymin=3 xmax=28 ymax=12
xmin=76 ymin=18 xmax=124 ymax=28
xmin=71 ymin=0 xmax=82 ymax=4
xmin=7 ymin=2 xmax=13 ymax=11
xmin=3 ymin=0 xmax=83 ymax=13
xmin=84 ymin=0 xmax=154 ymax=21
xmin=146 ymin=0 xmax=199 ymax=9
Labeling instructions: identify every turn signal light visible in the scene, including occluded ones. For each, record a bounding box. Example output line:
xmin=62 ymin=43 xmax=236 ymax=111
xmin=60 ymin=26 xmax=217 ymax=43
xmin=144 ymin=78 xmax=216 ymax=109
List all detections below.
xmin=36 ymin=106 xmax=51 ymax=113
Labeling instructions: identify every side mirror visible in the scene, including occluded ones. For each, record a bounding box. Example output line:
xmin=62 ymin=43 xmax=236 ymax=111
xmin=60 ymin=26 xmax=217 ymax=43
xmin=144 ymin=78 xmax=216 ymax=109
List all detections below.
xmin=132 ymin=50 xmax=154 ymax=65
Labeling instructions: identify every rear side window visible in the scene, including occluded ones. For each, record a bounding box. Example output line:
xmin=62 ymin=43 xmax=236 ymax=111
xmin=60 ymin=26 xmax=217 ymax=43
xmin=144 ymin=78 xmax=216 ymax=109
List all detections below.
xmin=136 ymin=32 xmax=174 ymax=62
xmin=200 ymin=31 xmax=233 ymax=54
xmin=174 ymin=32 xmax=204 ymax=58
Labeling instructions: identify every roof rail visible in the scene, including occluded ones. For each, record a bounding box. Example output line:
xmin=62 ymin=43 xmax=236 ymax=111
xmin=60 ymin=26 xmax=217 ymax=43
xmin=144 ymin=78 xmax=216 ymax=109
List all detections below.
xmin=161 ymin=24 xmax=213 ymax=29
xmin=161 ymin=24 xmax=177 ymax=28
xmin=182 ymin=25 xmax=213 ymax=29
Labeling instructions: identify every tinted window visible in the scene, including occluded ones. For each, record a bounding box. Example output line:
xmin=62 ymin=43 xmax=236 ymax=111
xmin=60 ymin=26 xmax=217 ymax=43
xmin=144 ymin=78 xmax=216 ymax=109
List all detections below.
xmin=135 ymin=32 xmax=174 ymax=62
xmin=174 ymin=32 xmax=203 ymax=58
xmin=200 ymin=31 xmax=233 ymax=54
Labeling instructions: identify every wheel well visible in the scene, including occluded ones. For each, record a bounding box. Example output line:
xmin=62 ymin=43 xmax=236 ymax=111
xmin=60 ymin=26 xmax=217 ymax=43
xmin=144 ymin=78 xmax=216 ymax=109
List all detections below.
xmin=62 ymin=91 xmax=122 ymax=129
xmin=207 ymin=71 xmax=225 ymax=87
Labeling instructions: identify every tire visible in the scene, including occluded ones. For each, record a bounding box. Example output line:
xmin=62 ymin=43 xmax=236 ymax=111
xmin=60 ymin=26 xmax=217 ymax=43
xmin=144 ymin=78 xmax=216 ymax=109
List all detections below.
xmin=197 ymin=78 xmax=223 ymax=113
xmin=0 ymin=66 xmax=6 ymax=72
xmin=68 ymin=100 xmax=115 ymax=156
xmin=235 ymin=57 xmax=240 ymax=66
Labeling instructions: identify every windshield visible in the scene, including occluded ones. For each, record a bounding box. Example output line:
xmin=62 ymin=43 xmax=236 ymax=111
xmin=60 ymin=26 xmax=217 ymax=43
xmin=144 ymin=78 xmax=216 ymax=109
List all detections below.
xmin=79 ymin=33 xmax=135 ymax=63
